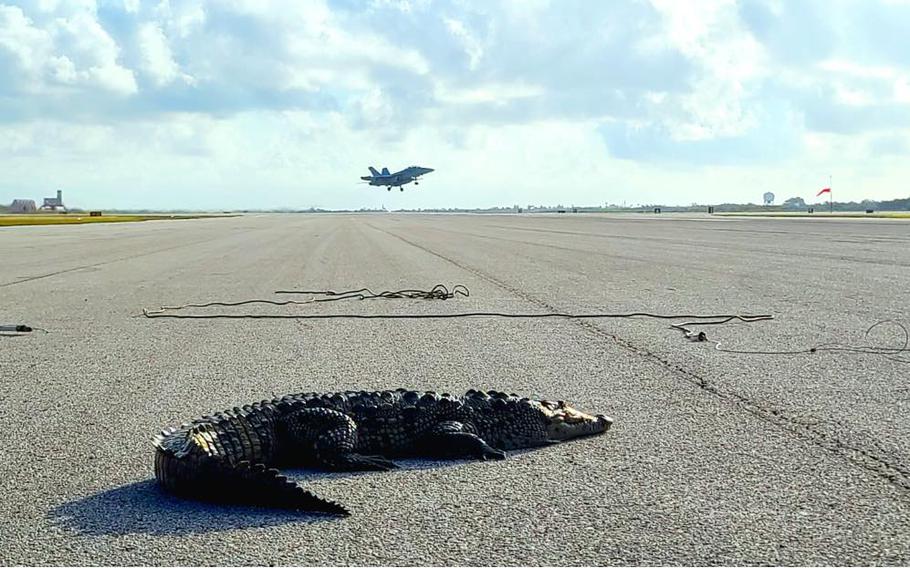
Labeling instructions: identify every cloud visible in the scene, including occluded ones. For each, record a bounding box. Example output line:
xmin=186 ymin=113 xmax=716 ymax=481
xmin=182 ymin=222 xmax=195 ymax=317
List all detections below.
xmin=443 ymin=16 xmax=483 ymax=70
xmin=2 ymin=0 xmax=910 ymax=209
xmin=137 ymin=22 xmax=191 ymax=87
xmin=598 ymin=101 xmax=804 ymax=165
xmin=868 ymin=133 xmax=910 ymax=156
xmin=0 ymin=2 xmax=135 ymax=106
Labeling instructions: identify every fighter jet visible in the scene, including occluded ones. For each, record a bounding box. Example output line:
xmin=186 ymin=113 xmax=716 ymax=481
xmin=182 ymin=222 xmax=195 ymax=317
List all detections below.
xmin=360 ymin=165 xmax=434 ymax=191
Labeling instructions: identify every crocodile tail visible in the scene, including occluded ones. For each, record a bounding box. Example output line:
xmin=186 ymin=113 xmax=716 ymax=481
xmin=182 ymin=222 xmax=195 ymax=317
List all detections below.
xmin=154 ymin=430 xmax=349 ymax=516
xmin=220 ymin=460 xmax=350 ymax=516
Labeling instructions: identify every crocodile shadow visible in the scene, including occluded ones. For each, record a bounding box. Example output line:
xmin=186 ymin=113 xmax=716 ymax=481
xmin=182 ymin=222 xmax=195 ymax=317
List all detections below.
xmin=49 ymin=480 xmax=334 ymax=536
xmin=49 ymin=458 xmax=462 ymax=536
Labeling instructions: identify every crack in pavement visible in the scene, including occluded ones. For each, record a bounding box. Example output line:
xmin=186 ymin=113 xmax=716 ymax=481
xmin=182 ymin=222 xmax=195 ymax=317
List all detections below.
xmin=0 ymin=230 xmax=261 ymax=288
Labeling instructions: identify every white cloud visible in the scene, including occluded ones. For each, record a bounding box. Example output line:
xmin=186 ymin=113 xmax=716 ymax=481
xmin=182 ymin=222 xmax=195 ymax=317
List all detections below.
xmin=0 ymin=4 xmax=136 ymax=95
xmin=434 ymin=82 xmax=543 ymax=105
xmin=155 ymin=0 xmax=206 ymax=39
xmin=137 ymin=22 xmax=192 ymax=87
xmin=895 ymin=78 xmax=910 ymax=103
xmin=443 ymin=16 xmax=483 ymax=70
xmin=51 ymin=11 xmax=136 ymax=93
xmin=0 ymin=5 xmax=56 ymax=88
xmin=649 ymin=0 xmax=768 ymax=139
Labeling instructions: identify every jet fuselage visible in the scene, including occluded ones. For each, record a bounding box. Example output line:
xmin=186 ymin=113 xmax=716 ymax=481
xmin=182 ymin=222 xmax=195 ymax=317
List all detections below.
xmin=361 ymin=166 xmax=434 ymax=190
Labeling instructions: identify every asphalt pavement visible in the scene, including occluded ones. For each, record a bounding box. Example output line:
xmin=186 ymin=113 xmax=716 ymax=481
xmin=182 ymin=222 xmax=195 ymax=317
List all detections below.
xmin=1 ymin=212 xmax=909 ymax=565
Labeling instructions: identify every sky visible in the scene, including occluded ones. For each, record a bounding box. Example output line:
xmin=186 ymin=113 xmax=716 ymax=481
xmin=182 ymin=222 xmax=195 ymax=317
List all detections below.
xmin=1 ymin=0 xmax=909 ymax=210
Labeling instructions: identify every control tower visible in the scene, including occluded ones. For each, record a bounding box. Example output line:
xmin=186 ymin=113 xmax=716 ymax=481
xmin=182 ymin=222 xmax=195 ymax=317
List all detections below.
xmin=41 ymin=190 xmax=66 ymax=211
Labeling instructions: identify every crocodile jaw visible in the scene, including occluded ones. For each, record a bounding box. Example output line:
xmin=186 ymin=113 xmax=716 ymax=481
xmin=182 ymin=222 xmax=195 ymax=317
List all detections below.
xmin=539 ymin=401 xmax=613 ymax=441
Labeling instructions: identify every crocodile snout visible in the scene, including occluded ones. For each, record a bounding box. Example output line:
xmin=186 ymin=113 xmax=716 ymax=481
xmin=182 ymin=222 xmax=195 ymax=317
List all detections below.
xmin=596 ymin=414 xmax=613 ymax=431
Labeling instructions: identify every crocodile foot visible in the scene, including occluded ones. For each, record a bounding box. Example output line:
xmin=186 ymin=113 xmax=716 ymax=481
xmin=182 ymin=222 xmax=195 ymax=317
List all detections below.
xmin=480 ymin=447 xmax=506 ymax=461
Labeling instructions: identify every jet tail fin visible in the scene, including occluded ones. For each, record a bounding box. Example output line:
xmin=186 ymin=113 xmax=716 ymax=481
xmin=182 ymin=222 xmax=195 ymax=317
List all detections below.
xmin=381 ymin=167 xmax=390 ymax=176
xmin=368 ymin=167 xmax=380 ymax=176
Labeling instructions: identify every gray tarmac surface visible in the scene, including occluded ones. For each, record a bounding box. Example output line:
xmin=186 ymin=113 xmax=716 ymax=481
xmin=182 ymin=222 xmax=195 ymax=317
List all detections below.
xmin=1 ymin=212 xmax=910 ymax=565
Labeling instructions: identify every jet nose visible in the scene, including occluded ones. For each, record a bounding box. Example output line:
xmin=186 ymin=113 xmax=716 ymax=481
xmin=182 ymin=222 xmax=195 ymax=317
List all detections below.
xmin=424 ymin=168 xmax=434 ymax=173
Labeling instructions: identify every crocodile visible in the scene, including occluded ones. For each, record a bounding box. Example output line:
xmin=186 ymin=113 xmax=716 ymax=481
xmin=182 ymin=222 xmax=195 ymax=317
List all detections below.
xmin=153 ymin=389 xmax=612 ymax=515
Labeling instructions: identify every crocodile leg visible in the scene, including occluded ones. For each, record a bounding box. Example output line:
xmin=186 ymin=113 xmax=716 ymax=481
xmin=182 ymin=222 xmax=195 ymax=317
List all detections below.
xmin=280 ymin=407 xmax=399 ymax=471
xmin=418 ymin=420 xmax=506 ymax=461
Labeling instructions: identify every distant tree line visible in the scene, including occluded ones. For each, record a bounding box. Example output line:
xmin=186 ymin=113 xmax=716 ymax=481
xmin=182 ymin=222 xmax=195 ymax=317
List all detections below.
xmin=5 ymin=196 xmax=909 ymax=215
xmin=781 ymin=196 xmax=910 ymax=211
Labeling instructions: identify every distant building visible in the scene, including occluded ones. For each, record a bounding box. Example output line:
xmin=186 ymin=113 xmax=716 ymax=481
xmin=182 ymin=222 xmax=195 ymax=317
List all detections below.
xmin=41 ymin=190 xmax=66 ymax=211
xmin=10 ymin=199 xmax=37 ymax=213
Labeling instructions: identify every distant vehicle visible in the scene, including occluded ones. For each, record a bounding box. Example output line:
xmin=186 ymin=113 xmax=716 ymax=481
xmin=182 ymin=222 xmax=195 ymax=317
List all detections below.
xmin=360 ymin=165 xmax=434 ymax=191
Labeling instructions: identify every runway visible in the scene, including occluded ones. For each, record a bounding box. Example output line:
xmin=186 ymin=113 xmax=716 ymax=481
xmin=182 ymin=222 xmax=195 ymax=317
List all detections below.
xmin=2 ymin=212 xmax=909 ymax=565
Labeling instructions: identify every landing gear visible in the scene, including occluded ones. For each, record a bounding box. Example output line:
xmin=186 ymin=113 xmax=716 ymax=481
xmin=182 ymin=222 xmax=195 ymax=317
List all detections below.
xmin=414 ymin=181 xmax=419 ymax=186
xmin=400 ymin=187 xmax=404 ymax=192
xmin=387 ymin=187 xmax=391 ymax=191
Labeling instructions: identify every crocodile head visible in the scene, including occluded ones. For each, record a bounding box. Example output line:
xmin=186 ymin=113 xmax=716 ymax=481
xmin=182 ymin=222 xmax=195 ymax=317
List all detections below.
xmin=535 ymin=399 xmax=612 ymax=442
xmin=466 ymin=391 xmax=612 ymax=450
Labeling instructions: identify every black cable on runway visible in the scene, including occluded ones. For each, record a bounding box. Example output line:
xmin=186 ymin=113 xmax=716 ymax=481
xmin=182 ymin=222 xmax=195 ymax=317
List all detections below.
xmin=140 ymin=311 xmax=773 ymax=322
xmin=142 ymin=284 xmax=469 ymax=313
xmin=138 ymin=284 xmax=910 ymax=363
xmin=141 ymin=284 xmax=772 ymax=325
xmin=709 ymin=319 xmax=910 ymax=363
xmin=274 ymin=283 xmax=470 ymax=301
